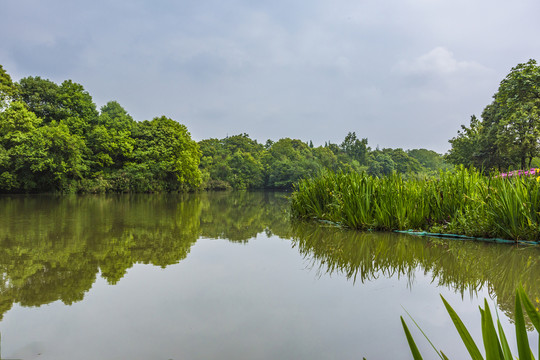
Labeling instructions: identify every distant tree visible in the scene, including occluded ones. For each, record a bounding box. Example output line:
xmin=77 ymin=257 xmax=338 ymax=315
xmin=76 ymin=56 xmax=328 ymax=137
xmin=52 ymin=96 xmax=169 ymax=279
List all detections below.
xmin=312 ymin=146 xmax=338 ymax=170
xmin=226 ymin=151 xmax=264 ymax=189
xmin=382 ymin=148 xmax=422 ymax=174
xmin=222 ymin=133 xmax=264 ymax=156
xmin=446 ymin=115 xmax=482 ymax=167
xmin=367 ymin=152 xmax=395 ymax=177
xmin=407 ymin=149 xmax=446 ymax=171
xmin=340 ymin=132 xmax=369 ymax=165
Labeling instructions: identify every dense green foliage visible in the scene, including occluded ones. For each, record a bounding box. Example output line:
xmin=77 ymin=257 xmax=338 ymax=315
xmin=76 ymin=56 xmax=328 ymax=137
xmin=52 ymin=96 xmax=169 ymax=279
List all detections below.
xmin=0 ymin=68 xmax=202 ymax=193
xmin=447 ymin=59 xmax=540 ymax=171
xmin=291 ymin=166 xmax=540 ymax=241
xmin=199 ymin=132 xmax=449 ymax=190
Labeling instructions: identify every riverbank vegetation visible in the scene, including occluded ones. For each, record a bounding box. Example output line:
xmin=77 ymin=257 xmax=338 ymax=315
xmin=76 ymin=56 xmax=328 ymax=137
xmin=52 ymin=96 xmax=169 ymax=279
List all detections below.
xmin=291 ymin=59 xmax=540 ymax=242
xmin=291 ymin=166 xmax=540 ymax=241
xmin=0 ymin=59 xmax=538 ymax=194
xmin=0 ymin=64 xmax=449 ymax=193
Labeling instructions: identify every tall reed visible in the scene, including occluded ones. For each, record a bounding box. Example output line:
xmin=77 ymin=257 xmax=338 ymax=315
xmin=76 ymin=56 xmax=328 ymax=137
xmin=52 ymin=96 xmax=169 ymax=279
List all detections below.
xmin=290 ymin=166 xmax=540 ymax=241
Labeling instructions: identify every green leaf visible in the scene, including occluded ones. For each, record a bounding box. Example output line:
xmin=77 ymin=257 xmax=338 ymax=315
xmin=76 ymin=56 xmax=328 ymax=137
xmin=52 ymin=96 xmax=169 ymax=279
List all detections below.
xmin=480 ymin=300 xmax=504 ymax=360
xmin=401 ymin=316 xmax=424 ymax=360
xmin=402 ymin=306 xmax=445 ymax=359
xmin=496 ymin=318 xmax=513 ymax=360
xmin=441 ymin=295 xmax=484 ymax=360
xmin=519 ymin=287 xmax=540 ymax=332
xmin=515 ymin=290 xmax=532 ymax=360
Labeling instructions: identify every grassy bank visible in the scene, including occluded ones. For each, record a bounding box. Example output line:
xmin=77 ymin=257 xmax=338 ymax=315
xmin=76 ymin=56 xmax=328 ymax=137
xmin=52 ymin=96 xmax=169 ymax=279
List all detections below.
xmin=290 ymin=166 xmax=540 ymax=241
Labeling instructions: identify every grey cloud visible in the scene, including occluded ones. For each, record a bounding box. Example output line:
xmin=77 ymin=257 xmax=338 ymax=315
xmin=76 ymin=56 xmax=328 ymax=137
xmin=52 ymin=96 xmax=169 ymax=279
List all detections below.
xmin=0 ymin=0 xmax=539 ymax=153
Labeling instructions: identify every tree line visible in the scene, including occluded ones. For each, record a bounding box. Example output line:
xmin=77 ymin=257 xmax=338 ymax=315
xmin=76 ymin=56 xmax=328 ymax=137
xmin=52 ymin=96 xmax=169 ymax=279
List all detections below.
xmin=199 ymin=133 xmax=449 ymax=190
xmin=0 ymin=64 xmax=449 ymax=193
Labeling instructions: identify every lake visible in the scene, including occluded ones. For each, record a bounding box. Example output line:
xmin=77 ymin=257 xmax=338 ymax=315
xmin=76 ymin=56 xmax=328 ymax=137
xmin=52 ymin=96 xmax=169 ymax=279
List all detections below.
xmin=0 ymin=191 xmax=539 ymax=359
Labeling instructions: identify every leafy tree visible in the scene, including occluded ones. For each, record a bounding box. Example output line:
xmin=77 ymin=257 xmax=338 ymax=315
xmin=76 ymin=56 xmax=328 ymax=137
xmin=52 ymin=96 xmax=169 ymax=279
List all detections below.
xmin=312 ymin=146 xmax=339 ymax=170
xmin=131 ymin=116 xmax=202 ymax=191
xmin=198 ymin=134 xmax=265 ymax=190
xmin=0 ymin=102 xmax=87 ymax=192
xmin=367 ymin=152 xmax=395 ymax=177
xmin=447 ymin=59 xmax=540 ymax=171
xmin=17 ymin=77 xmax=98 ymax=136
xmin=17 ymin=76 xmax=63 ymax=122
xmin=407 ymin=148 xmax=448 ymax=171
xmin=222 ymin=133 xmax=264 ymax=156
xmin=18 ymin=122 xmax=87 ymax=191
xmin=98 ymin=100 xmax=135 ymax=131
xmin=382 ymin=148 xmax=422 ymax=174
xmin=87 ymin=101 xmax=135 ymax=170
xmin=0 ymin=101 xmax=42 ymax=190
xmin=494 ymin=59 xmax=540 ymax=169
xmin=225 ymin=151 xmax=264 ymax=189
xmin=340 ymin=132 xmax=369 ymax=165
xmin=264 ymin=138 xmax=319 ymax=189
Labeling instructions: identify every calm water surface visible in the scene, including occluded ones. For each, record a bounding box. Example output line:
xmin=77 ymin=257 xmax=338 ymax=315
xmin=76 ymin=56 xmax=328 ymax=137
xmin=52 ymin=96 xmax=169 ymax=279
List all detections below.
xmin=0 ymin=192 xmax=539 ymax=359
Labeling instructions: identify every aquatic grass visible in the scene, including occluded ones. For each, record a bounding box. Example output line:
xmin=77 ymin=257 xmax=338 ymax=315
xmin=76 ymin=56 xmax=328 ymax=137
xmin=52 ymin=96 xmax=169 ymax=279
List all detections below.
xmin=401 ymin=286 xmax=540 ymax=360
xmin=291 ymin=166 xmax=540 ymax=242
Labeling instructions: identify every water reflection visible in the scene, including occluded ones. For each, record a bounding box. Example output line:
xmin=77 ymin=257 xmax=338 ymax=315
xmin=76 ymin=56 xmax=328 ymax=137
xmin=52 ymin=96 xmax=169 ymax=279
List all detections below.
xmin=0 ymin=191 xmax=539 ymax=324
xmin=0 ymin=192 xmax=289 ymax=321
xmin=290 ymin=222 xmax=540 ymax=322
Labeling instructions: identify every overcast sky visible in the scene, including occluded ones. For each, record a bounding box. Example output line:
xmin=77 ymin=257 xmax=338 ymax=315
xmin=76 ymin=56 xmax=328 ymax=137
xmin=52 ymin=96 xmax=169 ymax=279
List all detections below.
xmin=1 ymin=0 xmax=539 ymax=153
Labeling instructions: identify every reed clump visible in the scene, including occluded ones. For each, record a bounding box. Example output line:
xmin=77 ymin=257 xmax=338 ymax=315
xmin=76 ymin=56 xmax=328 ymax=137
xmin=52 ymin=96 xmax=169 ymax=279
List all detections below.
xmin=290 ymin=166 xmax=540 ymax=241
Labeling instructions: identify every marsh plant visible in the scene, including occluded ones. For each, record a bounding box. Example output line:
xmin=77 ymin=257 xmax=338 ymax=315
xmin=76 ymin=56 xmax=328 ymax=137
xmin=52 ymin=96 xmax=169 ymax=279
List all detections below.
xmin=290 ymin=166 xmax=540 ymax=241
xmin=401 ymin=287 xmax=540 ymax=360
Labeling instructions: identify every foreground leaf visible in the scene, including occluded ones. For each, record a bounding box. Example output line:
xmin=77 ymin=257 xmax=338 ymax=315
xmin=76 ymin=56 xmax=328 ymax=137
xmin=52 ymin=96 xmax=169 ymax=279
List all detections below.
xmin=401 ymin=316 xmax=424 ymax=360
xmin=441 ymin=295 xmax=484 ymax=360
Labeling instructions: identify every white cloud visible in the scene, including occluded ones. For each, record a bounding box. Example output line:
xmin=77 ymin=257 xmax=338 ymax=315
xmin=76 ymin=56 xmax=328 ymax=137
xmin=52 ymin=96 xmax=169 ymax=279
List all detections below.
xmin=394 ymin=47 xmax=488 ymax=75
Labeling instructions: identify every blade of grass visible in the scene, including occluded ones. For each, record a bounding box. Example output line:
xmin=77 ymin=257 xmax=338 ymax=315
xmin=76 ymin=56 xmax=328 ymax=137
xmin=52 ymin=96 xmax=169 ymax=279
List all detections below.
xmin=496 ymin=318 xmax=514 ymax=360
xmin=441 ymin=295 xmax=484 ymax=360
xmin=401 ymin=316 xmax=424 ymax=360
xmin=515 ymin=289 xmax=532 ymax=360
xmin=519 ymin=287 xmax=540 ymax=332
xmin=480 ymin=300 xmax=504 ymax=360
xmin=402 ymin=306 xmax=445 ymax=360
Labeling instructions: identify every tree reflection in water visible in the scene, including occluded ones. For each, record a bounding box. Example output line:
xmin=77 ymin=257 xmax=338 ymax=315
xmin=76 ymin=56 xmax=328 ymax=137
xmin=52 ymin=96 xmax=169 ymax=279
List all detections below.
xmin=0 ymin=191 xmax=539 ymax=324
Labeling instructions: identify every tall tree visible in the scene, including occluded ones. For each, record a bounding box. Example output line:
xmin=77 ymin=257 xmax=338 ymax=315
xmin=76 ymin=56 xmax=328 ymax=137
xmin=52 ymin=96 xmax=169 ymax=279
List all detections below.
xmin=447 ymin=59 xmax=540 ymax=170
xmin=340 ymin=132 xmax=369 ymax=165
xmin=494 ymin=59 xmax=540 ymax=169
